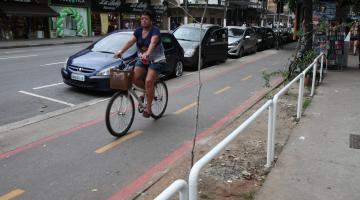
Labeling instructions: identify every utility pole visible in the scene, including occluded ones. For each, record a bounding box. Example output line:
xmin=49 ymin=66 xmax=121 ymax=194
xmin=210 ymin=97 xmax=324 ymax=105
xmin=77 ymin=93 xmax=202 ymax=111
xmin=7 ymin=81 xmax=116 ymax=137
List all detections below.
xmin=184 ymin=0 xmax=189 ymax=24
xmin=223 ymin=0 xmax=227 ymax=27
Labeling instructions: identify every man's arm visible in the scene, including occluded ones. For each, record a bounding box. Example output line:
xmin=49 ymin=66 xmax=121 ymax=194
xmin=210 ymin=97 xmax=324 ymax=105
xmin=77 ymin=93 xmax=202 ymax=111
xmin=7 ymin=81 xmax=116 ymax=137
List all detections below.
xmin=143 ymin=35 xmax=160 ymax=58
xmin=115 ymin=35 xmax=137 ymax=58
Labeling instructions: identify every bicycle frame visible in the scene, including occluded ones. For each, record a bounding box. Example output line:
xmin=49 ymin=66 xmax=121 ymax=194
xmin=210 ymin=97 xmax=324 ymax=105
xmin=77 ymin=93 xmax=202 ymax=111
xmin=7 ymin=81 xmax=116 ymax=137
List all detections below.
xmin=128 ymin=86 xmax=146 ymax=108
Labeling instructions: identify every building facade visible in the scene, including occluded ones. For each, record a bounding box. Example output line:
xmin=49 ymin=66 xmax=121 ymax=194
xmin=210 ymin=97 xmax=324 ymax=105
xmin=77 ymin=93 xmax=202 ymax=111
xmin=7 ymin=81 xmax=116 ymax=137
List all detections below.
xmin=49 ymin=0 xmax=92 ymax=37
xmin=0 ymin=0 xmax=58 ymax=40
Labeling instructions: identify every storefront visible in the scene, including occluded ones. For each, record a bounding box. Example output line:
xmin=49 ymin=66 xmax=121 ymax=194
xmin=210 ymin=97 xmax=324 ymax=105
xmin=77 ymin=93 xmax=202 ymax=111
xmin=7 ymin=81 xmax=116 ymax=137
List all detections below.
xmin=121 ymin=2 xmax=168 ymax=30
xmin=50 ymin=0 xmax=91 ymax=37
xmin=0 ymin=0 xmax=58 ymax=40
xmin=91 ymin=0 xmax=121 ymax=36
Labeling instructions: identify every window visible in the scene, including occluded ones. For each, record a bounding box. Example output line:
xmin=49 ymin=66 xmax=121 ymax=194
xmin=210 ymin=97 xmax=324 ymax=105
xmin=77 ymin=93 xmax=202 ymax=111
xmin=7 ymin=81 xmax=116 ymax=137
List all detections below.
xmin=217 ymin=18 xmax=222 ymax=26
xmin=173 ymin=27 xmax=206 ymax=42
xmin=212 ymin=29 xmax=226 ymax=42
xmin=210 ymin=18 xmax=215 ymax=24
xmin=228 ymin=28 xmax=244 ymax=37
xmin=162 ymin=35 xmax=173 ymax=50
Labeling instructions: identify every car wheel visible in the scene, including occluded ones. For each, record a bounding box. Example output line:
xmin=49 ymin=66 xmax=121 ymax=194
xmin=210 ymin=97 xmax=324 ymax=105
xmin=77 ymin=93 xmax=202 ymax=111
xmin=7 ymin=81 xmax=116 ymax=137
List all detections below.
xmin=238 ymin=47 xmax=244 ymax=58
xmin=253 ymin=45 xmax=258 ymax=53
xmin=174 ymin=60 xmax=183 ymax=77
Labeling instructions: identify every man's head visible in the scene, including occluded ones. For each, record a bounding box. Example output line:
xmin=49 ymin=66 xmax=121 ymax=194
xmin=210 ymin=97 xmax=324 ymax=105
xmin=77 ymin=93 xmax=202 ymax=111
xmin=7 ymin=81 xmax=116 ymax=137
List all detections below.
xmin=141 ymin=9 xmax=154 ymax=28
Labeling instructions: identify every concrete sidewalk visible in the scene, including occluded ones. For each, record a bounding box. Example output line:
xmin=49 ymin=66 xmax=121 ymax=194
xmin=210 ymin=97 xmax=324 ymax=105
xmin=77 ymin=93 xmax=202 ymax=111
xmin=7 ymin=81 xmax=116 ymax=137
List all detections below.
xmin=256 ymin=54 xmax=360 ymax=200
xmin=0 ymin=36 xmax=101 ymax=49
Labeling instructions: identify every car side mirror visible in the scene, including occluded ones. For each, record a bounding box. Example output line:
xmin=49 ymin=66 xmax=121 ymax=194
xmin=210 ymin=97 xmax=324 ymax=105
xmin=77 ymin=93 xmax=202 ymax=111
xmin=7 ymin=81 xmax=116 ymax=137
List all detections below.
xmin=245 ymin=35 xmax=251 ymax=39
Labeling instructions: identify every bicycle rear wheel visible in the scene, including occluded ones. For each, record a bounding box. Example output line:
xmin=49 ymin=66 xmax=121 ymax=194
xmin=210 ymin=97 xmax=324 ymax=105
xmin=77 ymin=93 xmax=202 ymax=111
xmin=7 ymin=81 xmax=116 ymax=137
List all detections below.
xmin=105 ymin=91 xmax=135 ymax=137
xmin=150 ymin=80 xmax=168 ymax=119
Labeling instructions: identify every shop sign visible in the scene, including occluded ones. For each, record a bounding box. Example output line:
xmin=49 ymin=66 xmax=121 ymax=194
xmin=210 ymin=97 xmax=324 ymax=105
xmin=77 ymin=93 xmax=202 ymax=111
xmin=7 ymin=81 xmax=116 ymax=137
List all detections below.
xmin=313 ymin=1 xmax=336 ymax=20
xmin=1 ymin=0 xmax=32 ymax=2
xmin=51 ymin=0 xmax=87 ymax=6
xmin=91 ymin=0 xmax=121 ymax=12
xmin=122 ymin=2 xmax=166 ymax=14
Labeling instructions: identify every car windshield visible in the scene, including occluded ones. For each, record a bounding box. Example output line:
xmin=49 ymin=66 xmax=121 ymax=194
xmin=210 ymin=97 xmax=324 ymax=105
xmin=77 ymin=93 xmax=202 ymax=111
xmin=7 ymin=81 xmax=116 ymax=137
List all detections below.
xmin=173 ymin=27 xmax=205 ymax=42
xmin=228 ymin=28 xmax=244 ymax=38
xmin=91 ymin=33 xmax=137 ymax=57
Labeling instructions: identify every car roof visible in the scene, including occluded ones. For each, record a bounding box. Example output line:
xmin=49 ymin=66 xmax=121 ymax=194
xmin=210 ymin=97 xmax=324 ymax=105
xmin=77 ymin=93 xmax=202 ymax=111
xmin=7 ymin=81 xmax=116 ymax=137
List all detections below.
xmin=227 ymin=26 xmax=246 ymax=30
xmin=181 ymin=23 xmax=220 ymax=29
xmin=109 ymin=30 xmax=173 ymax=37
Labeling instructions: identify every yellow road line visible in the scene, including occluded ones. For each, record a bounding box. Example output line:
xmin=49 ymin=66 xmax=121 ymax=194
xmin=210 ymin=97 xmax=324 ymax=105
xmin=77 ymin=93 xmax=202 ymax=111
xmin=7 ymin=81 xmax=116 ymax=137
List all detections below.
xmin=214 ymin=86 xmax=231 ymax=95
xmin=242 ymin=75 xmax=252 ymax=81
xmin=0 ymin=189 xmax=25 ymax=200
xmin=95 ymin=130 xmax=143 ymax=154
xmin=174 ymin=102 xmax=197 ymax=115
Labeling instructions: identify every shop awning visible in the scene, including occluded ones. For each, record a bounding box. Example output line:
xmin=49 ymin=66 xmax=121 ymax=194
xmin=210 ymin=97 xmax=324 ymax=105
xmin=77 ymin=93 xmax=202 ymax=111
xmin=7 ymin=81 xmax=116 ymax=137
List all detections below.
xmin=0 ymin=3 xmax=59 ymax=17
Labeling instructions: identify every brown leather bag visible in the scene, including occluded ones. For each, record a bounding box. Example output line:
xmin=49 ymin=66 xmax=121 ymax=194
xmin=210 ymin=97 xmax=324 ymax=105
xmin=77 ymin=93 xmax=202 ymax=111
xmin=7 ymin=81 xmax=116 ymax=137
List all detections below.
xmin=109 ymin=69 xmax=133 ymax=90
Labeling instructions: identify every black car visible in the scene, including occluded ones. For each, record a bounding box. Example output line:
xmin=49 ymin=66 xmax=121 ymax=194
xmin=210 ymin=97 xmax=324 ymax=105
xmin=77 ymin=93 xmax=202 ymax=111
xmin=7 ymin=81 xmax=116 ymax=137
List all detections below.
xmin=252 ymin=26 xmax=276 ymax=50
xmin=173 ymin=23 xmax=228 ymax=69
xmin=263 ymin=27 xmax=276 ymax=49
xmin=61 ymin=31 xmax=184 ymax=91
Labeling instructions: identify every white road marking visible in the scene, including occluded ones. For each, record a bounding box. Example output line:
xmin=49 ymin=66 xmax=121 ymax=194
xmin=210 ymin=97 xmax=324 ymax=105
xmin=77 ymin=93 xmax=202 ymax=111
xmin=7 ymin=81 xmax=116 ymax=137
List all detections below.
xmin=68 ymin=45 xmax=82 ymax=48
xmin=181 ymin=72 xmax=195 ymax=77
xmin=2 ymin=50 xmax=27 ymax=54
xmin=2 ymin=48 xmax=51 ymax=55
xmin=18 ymin=91 xmax=75 ymax=107
xmin=40 ymin=62 xmax=65 ymax=67
xmin=33 ymin=82 xmax=65 ymax=90
xmin=0 ymin=55 xmax=38 ymax=60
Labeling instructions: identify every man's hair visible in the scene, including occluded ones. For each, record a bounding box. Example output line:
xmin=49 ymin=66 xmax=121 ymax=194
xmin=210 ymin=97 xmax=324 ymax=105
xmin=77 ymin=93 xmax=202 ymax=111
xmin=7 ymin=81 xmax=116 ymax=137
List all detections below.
xmin=141 ymin=9 xmax=155 ymax=21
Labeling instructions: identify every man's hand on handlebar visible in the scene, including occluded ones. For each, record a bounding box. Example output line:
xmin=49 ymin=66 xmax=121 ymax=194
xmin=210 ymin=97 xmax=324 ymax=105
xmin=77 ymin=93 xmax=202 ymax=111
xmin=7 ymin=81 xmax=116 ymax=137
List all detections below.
xmin=140 ymin=52 xmax=150 ymax=60
xmin=114 ymin=50 xmax=123 ymax=59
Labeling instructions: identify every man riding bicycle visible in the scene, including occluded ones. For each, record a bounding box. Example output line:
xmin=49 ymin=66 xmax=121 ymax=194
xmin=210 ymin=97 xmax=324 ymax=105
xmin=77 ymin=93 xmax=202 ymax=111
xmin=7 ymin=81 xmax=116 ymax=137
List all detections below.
xmin=114 ymin=9 xmax=166 ymax=118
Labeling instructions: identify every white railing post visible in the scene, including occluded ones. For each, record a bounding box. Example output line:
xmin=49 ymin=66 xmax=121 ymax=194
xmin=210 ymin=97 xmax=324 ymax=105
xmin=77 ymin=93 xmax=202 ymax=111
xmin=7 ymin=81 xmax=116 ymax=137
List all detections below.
xmin=320 ymin=54 xmax=324 ymax=83
xmin=297 ymin=74 xmax=304 ymax=120
xmin=311 ymin=61 xmax=317 ymax=96
xmin=266 ymin=100 xmax=274 ymax=168
xmin=271 ymin=96 xmax=278 ymax=161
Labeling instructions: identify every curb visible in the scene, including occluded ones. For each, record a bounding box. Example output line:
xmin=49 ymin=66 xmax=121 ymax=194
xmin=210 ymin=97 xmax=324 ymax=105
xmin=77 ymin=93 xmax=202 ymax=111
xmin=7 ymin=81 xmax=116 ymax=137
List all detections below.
xmin=0 ymin=40 xmax=96 ymax=49
xmin=0 ymin=97 xmax=109 ymax=135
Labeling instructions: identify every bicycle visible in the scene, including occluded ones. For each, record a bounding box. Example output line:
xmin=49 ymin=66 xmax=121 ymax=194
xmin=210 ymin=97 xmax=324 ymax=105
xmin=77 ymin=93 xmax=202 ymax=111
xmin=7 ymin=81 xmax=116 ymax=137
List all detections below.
xmin=105 ymin=58 xmax=168 ymax=137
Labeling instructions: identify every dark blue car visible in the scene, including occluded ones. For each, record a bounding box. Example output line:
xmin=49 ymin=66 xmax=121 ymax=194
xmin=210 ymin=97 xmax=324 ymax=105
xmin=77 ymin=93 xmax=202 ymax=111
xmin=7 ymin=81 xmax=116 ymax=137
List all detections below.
xmin=61 ymin=31 xmax=184 ymax=91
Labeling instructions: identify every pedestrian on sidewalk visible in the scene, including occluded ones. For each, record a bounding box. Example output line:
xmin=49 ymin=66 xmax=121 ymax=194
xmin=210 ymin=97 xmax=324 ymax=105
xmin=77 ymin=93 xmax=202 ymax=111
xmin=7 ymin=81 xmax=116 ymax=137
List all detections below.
xmin=350 ymin=21 xmax=358 ymax=56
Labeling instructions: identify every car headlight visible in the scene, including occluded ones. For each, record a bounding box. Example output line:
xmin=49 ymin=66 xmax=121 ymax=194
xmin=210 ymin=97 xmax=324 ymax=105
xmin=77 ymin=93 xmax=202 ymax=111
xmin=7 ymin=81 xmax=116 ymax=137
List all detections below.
xmin=63 ymin=58 xmax=69 ymax=70
xmin=96 ymin=66 xmax=117 ymax=76
xmin=184 ymin=49 xmax=195 ymax=57
xmin=258 ymin=39 xmax=262 ymax=42
xmin=229 ymin=41 xmax=240 ymax=46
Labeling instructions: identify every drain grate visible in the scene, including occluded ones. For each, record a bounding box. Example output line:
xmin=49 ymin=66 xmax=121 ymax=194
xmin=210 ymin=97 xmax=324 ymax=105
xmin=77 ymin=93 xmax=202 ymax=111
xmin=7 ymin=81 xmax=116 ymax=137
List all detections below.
xmin=350 ymin=134 xmax=360 ymax=149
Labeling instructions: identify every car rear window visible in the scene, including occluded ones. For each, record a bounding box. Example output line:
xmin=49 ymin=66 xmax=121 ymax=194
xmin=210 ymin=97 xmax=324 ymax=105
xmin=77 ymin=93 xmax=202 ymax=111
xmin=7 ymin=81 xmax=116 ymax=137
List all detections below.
xmin=162 ymin=35 xmax=173 ymax=50
xmin=228 ymin=28 xmax=244 ymax=37
xmin=173 ymin=27 xmax=205 ymax=42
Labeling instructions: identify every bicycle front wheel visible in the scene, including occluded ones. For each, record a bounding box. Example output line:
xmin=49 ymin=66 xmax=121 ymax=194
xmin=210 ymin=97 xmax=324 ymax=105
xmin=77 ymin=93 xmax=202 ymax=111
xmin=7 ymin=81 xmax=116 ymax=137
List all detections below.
xmin=151 ymin=80 xmax=168 ymax=119
xmin=105 ymin=92 xmax=135 ymax=137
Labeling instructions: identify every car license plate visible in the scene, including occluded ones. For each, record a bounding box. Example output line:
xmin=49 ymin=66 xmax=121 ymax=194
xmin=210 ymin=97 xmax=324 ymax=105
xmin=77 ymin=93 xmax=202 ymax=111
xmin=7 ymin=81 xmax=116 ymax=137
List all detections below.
xmin=71 ymin=73 xmax=85 ymax=82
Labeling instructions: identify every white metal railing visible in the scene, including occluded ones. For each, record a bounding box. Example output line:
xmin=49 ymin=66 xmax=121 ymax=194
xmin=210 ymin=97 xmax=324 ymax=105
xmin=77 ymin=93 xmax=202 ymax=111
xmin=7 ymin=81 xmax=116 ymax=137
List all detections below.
xmin=188 ymin=100 xmax=273 ymax=200
xmin=154 ymin=179 xmax=188 ymax=200
xmin=154 ymin=53 xmax=325 ymax=200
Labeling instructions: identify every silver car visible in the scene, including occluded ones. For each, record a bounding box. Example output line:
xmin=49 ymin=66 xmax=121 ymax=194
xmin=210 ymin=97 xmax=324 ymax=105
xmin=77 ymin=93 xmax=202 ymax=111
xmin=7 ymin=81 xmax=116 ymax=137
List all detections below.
xmin=227 ymin=26 xmax=258 ymax=57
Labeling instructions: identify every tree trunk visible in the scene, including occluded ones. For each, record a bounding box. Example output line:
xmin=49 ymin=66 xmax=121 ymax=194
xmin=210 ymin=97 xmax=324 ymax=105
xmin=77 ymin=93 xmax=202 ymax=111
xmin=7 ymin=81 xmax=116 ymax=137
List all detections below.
xmin=303 ymin=0 xmax=313 ymax=51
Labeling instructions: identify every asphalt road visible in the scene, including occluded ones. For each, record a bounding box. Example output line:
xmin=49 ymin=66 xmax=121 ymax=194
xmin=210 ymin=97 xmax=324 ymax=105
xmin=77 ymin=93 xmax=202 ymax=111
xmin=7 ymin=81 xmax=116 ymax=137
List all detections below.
xmin=0 ymin=44 xmax=110 ymax=126
xmin=0 ymin=44 xmax=294 ymax=200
